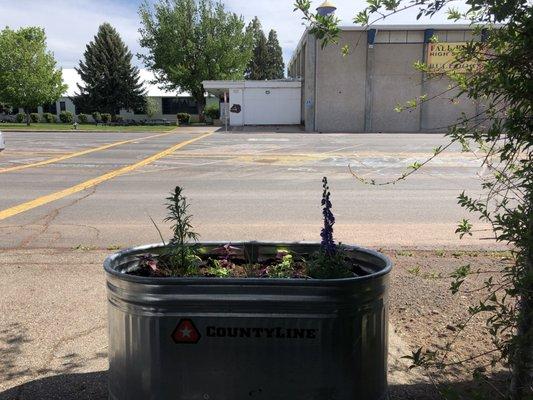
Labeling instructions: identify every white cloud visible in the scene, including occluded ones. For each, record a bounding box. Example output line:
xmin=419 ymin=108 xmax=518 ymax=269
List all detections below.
xmin=0 ymin=0 xmax=143 ymax=68
xmin=0 ymin=0 xmax=468 ymax=71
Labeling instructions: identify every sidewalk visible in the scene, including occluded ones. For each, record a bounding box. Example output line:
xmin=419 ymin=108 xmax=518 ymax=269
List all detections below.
xmin=0 ymin=247 xmax=508 ymax=399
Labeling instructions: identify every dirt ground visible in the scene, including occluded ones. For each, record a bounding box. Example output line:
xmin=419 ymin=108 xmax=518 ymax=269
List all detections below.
xmin=0 ymin=248 xmax=511 ymax=399
xmin=385 ymin=249 xmax=511 ymax=399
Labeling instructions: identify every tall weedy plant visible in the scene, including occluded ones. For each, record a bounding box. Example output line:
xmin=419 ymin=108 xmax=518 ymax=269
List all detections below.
xmin=164 ymin=186 xmax=200 ymax=276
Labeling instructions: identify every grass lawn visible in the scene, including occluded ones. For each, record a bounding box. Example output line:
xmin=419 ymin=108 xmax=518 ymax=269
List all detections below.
xmin=0 ymin=123 xmax=176 ymax=132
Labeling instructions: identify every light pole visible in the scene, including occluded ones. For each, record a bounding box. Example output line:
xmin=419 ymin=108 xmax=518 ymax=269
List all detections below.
xmin=316 ymin=0 xmax=337 ymax=16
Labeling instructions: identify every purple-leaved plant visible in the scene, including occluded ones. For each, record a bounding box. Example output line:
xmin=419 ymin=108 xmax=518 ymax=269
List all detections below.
xmin=320 ymin=177 xmax=337 ymax=256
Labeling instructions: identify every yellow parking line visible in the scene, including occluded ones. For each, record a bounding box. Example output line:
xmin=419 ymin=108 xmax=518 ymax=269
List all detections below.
xmin=0 ymin=131 xmax=178 ymax=174
xmin=0 ymin=133 xmax=212 ymax=221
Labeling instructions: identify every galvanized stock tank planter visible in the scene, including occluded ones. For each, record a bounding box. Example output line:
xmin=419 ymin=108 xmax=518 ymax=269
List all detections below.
xmin=104 ymin=241 xmax=392 ymax=400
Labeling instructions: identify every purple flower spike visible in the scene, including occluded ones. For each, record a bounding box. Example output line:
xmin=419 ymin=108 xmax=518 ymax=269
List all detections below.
xmin=320 ymin=177 xmax=337 ymax=256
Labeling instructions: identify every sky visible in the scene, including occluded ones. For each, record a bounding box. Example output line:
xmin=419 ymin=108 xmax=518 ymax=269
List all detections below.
xmin=0 ymin=0 xmax=466 ymax=71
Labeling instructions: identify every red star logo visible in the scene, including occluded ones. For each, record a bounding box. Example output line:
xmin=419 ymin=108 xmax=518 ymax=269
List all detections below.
xmin=171 ymin=319 xmax=201 ymax=344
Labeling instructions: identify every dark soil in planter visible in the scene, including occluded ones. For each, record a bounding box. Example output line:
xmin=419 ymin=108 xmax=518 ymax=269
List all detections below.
xmin=126 ymin=244 xmax=373 ymax=279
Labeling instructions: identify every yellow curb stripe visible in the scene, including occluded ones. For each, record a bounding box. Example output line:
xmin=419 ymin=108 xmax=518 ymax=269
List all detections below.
xmin=0 ymin=133 xmax=212 ymax=221
xmin=0 ymin=131 xmax=178 ymax=174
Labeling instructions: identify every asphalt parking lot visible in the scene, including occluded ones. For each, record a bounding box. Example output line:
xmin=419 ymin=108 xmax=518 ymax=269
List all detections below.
xmin=0 ymin=127 xmax=493 ymax=250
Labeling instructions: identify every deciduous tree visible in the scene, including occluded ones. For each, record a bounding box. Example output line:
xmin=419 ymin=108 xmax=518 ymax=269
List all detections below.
xmin=139 ymin=0 xmax=252 ymax=117
xmin=0 ymin=27 xmax=66 ymax=125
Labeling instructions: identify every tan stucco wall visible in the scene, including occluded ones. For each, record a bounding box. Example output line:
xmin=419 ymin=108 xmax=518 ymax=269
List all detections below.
xmin=289 ymin=28 xmax=480 ymax=133
xmin=315 ymin=31 xmax=367 ymax=132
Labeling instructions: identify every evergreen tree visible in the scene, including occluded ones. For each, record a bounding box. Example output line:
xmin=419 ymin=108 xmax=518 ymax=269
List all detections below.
xmin=245 ymin=17 xmax=284 ymax=80
xmin=246 ymin=16 xmax=263 ymax=46
xmin=265 ymin=30 xmax=285 ymax=79
xmin=247 ymin=31 xmax=269 ymax=80
xmin=75 ymin=23 xmax=145 ymax=116
xmin=245 ymin=17 xmax=266 ymax=79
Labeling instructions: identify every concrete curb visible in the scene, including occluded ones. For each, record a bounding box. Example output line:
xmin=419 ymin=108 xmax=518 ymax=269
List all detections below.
xmin=1 ymin=129 xmax=178 ymax=134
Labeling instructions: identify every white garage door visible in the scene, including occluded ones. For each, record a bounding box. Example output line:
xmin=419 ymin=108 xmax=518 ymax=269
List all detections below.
xmin=243 ymin=88 xmax=301 ymax=125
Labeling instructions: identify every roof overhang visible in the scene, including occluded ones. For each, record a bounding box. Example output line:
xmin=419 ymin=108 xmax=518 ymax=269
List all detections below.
xmin=203 ymin=80 xmax=301 ymax=96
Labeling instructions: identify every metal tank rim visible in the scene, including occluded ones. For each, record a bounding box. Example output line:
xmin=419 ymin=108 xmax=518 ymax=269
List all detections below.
xmin=104 ymin=241 xmax=392 ymax=285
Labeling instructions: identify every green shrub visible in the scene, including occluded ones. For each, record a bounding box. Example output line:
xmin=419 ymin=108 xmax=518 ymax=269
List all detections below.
xmin=30 ymin=113 xmax=40 ymax=123
xmin=91 ymin=111 xmax=101 ymax=123
xmin=114 ymin=115 xmax=124 ymax=124
xmin=16 ymin=113 xmax=25 ymax=123
xmin=101 ymin=113 xmax=112 ymax=123
xmin=204 ymin=104 xmax=220 ymax=120
xmin=77 ymin=113 xmax=88 ymax=124
xmin=43 ymin=113 xmax=56 ymax=123
xmin=177 ymin=113 xmax=190 ymax=125
xmin=59 ymin=111 xmax=73 ymax=123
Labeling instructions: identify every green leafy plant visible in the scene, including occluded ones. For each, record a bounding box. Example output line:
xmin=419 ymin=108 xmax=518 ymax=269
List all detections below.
xmin=203 ymin=104 xmax=220 ymax=120
xmin=308 ymin=249 xmax=351 ymax=279
xmin=267 ymin=253 xmax=295 ymax=278
xmin=397 ymin=250 xmax=414 ymax=257
xmin=91 ymin=111 xmax=101 ymax=123
xmin=177 ymin=112 xmax=190 ymax=125
xmin=77 ymin=113 xmax=88 ymax=124
xmin=42 ymin=112 xmax=55 ymax=123
xmin=137 ymin=179 xmax=368 ymax=279
xmin=455 ymin=218 xmax=473 ymax=239
xmin=100 ymin=113 xmax=112 ymax=123
xmin=407 ymin=266 xmax=421 ymax=276
xmin=15 ymin=113 xmax=25 ymax=123
xmin=207 ymin=259 xmax=231 ymax=277
xmin=144 ymin=97 xmax=158 ymax=118
xmin=163 ymin=186 xmax=201 ymax=276
xmin=29 ymin=113 xmax=39 ymax=123
xmin=59 ymin=110 xmax=73 ymax=123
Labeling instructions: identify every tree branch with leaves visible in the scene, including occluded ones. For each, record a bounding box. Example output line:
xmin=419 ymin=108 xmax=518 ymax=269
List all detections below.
xmin=0 ymin=27 xmax=66 ymax=126
xmin=139 ymin=0 xmax=253 ymax=117
xmin=295 ymin=0 xmax=532 ymax=398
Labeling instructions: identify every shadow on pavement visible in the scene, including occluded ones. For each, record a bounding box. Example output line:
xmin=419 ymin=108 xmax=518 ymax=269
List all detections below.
xmin=0 ymin=371 xmax=108 ymax=400
xmin=0 ymin=323 xmax=32 ymax=384
xmin=0 ymin=370 xmax=510 ymax=400
xmin=216 ymin=125 xmax=305 ymax=134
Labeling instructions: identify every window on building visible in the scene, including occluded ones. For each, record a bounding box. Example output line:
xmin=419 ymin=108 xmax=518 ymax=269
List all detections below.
xmin=161 ymin=97 xmax=197 ymax=115
xmin=42 ymin=103 xmax=57 ymax=114
xmin=60 ymin=101 xmax=66 ymax=112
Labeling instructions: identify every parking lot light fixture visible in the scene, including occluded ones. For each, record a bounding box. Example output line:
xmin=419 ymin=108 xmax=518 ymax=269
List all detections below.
xmin=316 ymin=0 xmax=337 ymax=16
